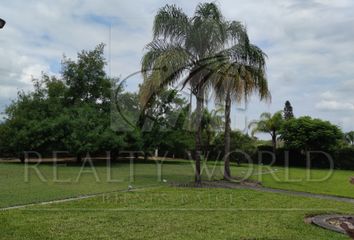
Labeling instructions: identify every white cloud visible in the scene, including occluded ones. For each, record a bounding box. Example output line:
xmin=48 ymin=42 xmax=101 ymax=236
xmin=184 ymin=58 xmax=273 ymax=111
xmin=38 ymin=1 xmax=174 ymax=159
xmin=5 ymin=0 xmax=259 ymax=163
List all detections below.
xmin=316 ymin=100 xmax=354 ymax=111
xmin=320 ymin=91 xmax=336 ymax=100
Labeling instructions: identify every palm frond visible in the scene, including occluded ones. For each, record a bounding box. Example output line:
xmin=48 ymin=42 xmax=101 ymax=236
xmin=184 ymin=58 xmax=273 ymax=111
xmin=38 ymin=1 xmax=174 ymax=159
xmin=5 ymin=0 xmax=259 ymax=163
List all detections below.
xmin=188 ymin=3 xmax=227 ymax=56
xmin=140 ymin=41 xmax=191 ymax=107
xmin=226 ymin=21 xmax=249 ymax=46
xmin=153 ymin=4 xmax=190 ymax=42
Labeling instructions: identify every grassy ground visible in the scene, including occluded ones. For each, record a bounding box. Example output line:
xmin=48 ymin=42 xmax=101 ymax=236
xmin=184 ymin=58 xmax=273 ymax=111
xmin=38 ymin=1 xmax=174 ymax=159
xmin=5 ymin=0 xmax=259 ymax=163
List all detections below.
xmin=0 ymin=160 xmax=197 ymax=208
xmin=247 ymin=165 xmax=354 ymax=198
xmin=1 ymin=160 xmax=354 ymax=207
xmin=1 ymin=187 xmax=353 ymax=240
xmin=2 ymin=161 xmax=354 ymax=239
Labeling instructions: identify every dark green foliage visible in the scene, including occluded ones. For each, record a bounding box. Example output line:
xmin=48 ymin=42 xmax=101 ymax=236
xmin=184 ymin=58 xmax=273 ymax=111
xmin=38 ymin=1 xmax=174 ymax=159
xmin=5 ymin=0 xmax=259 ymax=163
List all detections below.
xmin=62 ymin=43 xmax=112 ymax=105
xmin=212 ymin=131 xmax=257 ymax=163
xmin=283 ymin=100 xmax=294 ymax=120
xmin=280 ymin=116 xmax=343 ymax=152
xmin=159 ymin=130 xmax=195 ymax=158
xmin=334 ymin=147 xmax=354 ymax=170
xmin=140 ymin=89 xmax=192 ymax=157
xmin=62 ymin=104 xmax=125 ymax=158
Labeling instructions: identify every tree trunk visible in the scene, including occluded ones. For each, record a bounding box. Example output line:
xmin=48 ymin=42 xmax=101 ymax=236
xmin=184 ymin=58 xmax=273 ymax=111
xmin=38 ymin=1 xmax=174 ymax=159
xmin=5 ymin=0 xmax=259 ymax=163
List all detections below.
xmin=194 ymin=89 xmax=204 ymax=183
xmin=189 ymin=88 xmax=193 ymax=131
xmin=272 ymin=130 xmax=277 ymax=154
xmin=224 ymin=92 xmax=232 ymax=180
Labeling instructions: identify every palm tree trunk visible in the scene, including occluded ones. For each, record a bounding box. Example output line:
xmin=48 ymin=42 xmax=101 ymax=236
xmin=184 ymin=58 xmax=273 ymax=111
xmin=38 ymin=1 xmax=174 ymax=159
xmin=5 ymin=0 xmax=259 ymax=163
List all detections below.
xmin=189 ymin=88 xmax=193 ymax=131
xmin=272 ymin=130 xmax=277 ymax=153
xmin=224 ymin=92 xmax=231 ymax=180
xmin=194 ymin=89 xmax=204 ymax=183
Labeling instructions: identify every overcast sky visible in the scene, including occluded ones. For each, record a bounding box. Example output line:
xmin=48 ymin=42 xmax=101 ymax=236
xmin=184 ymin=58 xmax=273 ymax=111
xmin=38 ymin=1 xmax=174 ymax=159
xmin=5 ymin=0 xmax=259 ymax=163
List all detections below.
xmin=1 ymin=0 xmax=354 ymax=134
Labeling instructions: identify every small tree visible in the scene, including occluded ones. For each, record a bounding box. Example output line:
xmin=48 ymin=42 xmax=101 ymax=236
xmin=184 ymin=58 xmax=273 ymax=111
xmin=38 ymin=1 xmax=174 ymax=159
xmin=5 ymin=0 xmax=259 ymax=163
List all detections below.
xmin=283 ymin=100 xmax=294 ymax=120
xmin=249 ymin=111 xmax=283 ymax=153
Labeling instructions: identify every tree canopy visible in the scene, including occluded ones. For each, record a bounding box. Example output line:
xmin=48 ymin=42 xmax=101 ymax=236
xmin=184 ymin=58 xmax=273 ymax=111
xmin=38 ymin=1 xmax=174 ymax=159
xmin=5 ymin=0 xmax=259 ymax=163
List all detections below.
xmin=279 ymin=116 xmax=343 ymax=152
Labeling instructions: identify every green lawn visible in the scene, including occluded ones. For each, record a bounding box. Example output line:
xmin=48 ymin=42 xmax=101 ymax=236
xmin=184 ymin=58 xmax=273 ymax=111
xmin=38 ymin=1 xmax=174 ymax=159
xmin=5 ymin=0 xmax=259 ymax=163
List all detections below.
xmin=2 ymin=161 xmax=354 ymax=208
xmin=2 ymin=161 xmax=354 ymax=239
xmin=0 ymin=160 xmax=196 ymax=208
xmin=1 ymin=187 xmax=353 ymax=240
xmin=246 ymin=165 xmax=354 ymax=198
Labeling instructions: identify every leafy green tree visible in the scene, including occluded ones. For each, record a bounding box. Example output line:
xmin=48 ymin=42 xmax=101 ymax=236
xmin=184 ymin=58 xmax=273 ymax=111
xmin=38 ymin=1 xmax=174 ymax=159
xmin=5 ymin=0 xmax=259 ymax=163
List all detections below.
xmin=140 ymin=89 xmax=188 ymax=159
xmin=279 ymin=116 xmax=343 ymax=152
xmin=159 ymin=107 xmax=195 ymax=159
xmin=62 ymin=43 xmax=112 ymax=106
xmin=140 ymin=2 xmax=268 ymax=182
xmin=0 ymin=45 xmax=126 ymax=161
xmin=62 ymin=104 xmax=126 ymax=162
xmin=0 ymin=75 xmax=69 ymax=160
xmin=249 ymin=111 xmax=283 ymax=153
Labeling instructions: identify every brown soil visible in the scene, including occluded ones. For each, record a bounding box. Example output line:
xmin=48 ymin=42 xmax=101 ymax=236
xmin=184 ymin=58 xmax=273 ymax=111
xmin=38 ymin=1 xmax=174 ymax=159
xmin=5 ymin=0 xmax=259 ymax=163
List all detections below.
xmin=171 ymin=178 xmax=262 ymax=189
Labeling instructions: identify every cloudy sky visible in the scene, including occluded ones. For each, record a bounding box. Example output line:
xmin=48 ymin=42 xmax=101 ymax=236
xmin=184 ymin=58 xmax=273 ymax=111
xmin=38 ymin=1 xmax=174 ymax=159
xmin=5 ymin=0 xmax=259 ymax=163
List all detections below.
xmin=1 ymin=0 xmax=354 ymax=134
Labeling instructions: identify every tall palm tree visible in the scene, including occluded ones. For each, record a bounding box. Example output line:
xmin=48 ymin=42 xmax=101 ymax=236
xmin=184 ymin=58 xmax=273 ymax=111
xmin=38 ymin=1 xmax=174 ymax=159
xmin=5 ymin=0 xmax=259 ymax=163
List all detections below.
xmin=249 ymin=111 xmax=283 ymax=153
xmin=345 ymin=131 xmax=354 ymax=146
xmin=210 ymin=21 xmax=270 ymax=180
xmin=140 ymin=3 xmax=268 ymax=182
xmin=213 ymin=61 xmax=270 ymax=179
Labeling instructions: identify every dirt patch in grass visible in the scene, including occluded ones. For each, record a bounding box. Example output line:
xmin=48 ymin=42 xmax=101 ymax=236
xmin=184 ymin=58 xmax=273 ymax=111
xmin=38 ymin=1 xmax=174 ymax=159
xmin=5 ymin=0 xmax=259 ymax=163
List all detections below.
xmin=171 ymin=178 xmax=262 ymax=189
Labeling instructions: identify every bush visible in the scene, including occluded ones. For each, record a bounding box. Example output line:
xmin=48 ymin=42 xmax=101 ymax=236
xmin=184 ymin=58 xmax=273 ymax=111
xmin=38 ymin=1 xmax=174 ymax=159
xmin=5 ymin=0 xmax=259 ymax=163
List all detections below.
xmin=253 ymin=146 xmax=354 ymax=170
xmin=211 ymin=131 xmax=257 ymax=163
xmin=334 ymin=147 xmax=354 ymax=170
xmin=254 ymin=146 xmax=334 ymax=168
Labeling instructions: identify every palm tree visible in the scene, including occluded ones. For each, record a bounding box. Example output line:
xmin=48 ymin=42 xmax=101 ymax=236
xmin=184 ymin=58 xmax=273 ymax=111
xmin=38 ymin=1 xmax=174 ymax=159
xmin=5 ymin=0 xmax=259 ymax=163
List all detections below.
xmin=212 ymin=56 xmax=270 ymax=179
xmin=140 ymin=3 xmax=268 ymax=182
xmin=249 ymin=111 xmax=283 ymax=153
xmin=345 ymin=131 xmax=354 ymax=146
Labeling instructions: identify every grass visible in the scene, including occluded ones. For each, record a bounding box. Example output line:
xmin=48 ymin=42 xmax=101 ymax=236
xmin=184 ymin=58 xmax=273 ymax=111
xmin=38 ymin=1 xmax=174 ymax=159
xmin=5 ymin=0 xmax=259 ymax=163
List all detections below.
xmin=2 ymin=160 xmax=354 ymax=207
xmin=0 ymin=160 xmax=196 ymax=208
xmin=247 ymin=165 xmax=354 ymax=198
xmin=2 ymin=160 xmax=354 ymax=239
xmin=1 ymin=187 xmax=353 ymax=239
